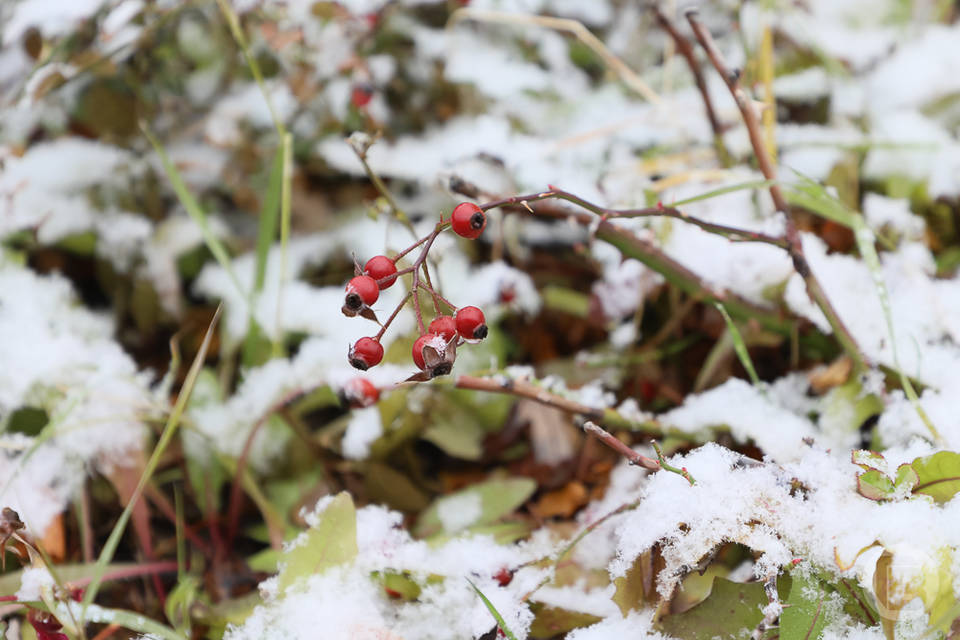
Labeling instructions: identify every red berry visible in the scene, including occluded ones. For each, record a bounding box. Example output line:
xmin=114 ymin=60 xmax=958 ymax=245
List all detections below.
xmin=450 ymin=202 xmax=486 ymax=239
xmin=349 ymin=337 xmax=384 ymax=370
xmin=455 ymin=306 xmax=487 ymax=340
xmin=344 ymin=275 xmax=379 ymax=313
xmin=364 ymin=255 xmax=397 ymax=289
xmin=351 ymin=83 xmax=373 ymax=108
xmin=494 ymin=568 xmax=513 ymax=586
xmin=428 ymin=315 xmax=457 ymax=342
xmin=412 ymin=333 xmax=456 ymax=377
xmin=411 ymin=334 xmax=434 ymax=371
xmin=342 ymin=378 xmax=380 ymax=408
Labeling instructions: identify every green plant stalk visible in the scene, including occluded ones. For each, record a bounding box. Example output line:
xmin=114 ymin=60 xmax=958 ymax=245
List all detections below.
xmin=853 ymin=225 xmax=943 ymax=444
xmin=144 ymin=126 xmax=245 ymax=299
xmin=468 ymin=579 xmax=519 ymax=640
xmin=80 ymin=307 xmax=221 ymax=617
xmin=215 ymin=0 xmax=286 ymax=137
xmin=272 ymin=132 xmax=293 ymax=358
xmin=594 ymin=222 xmax=790 ymax=334
xmin=715 ymin=302 xmax=762 ymax=386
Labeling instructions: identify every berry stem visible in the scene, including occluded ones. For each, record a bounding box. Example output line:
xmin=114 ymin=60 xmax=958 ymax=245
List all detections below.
xmin=418 ymin=282 xmax=457 ymax=312
xmin=408 ymin=222 xmax=444 ymax=333
xmin=376 ymin=291 xmax=412 ymax=340
xmin=420 ymin=262 xmax=442 ymax=315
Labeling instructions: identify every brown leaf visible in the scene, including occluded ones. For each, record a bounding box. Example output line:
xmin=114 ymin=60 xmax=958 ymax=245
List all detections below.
xmin=529 ymin=481 xmax=588 ymax=519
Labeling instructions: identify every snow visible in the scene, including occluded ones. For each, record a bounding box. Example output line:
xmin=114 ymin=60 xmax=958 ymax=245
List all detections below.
xmin=0 ymin=259 xmax=154 ymax=536
xmin=16 ymin=566 xmax=55 ymax=602
xmin=228 ymin=500 xmax=549 ymax=640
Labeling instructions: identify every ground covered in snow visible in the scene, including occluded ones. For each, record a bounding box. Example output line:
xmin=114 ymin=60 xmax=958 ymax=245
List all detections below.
xmin=2 ymin=0 xmax=960 ymax=639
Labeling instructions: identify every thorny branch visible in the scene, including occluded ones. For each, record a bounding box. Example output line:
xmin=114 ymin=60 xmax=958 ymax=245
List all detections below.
xmin=685 ymin=9 xmax=867 ymax=371
xmin=450 ymin=177 xmax=791 ymax=334
xmin=652 ymin=6 xmax=730 ymax=165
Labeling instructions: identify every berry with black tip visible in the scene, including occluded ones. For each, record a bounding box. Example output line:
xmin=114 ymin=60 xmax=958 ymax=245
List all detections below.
xmin=349 ymin=337 xmax=384 ymax=370
xmin=450 ymin=202 xmax=486 ymax=239
xmin=341 ymin=377 xmax=380 ymax=408
xmin=428 ymin=315 xmax=457 ymax=342
xmin=364 ymin=255 xmax=398 ymax=289
xmin=344 ymin=275 xmax=379 ymax=314
xmin=455 ymin=306 xmax=487 ymax=340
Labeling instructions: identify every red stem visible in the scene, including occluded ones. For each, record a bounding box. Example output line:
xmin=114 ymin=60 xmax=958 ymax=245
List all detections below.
xmin=375 ymin=291 xmax=412 ymax=340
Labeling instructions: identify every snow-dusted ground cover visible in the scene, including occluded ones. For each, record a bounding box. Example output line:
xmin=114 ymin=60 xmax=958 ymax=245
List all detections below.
xmin=2 ymin=0 xmax=960 ymax=639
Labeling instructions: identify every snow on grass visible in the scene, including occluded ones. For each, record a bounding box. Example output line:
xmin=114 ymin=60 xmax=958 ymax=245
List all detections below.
xmin=228 ymin=501 xmax=548 ymax=640
xmin=784 ymin=234 xmax=960 ymax=429
xmin=662 ymin=378 xmax=816 ymax=462
xmin=0 ymin=138 xmax=153 ymax=270
xmin=608 ymin=442 xmax=960 ymax=619
xmin=0 ymin=258 xmax=155 ymax=535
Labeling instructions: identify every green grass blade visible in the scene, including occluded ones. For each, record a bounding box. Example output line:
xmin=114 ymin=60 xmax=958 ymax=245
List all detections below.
xmin=715 ymin=302 xmax=761 ymax=387
xmin=785 ymin=174 xmax=942 ymax=443
xmin=81 ymin=306 xmax=222 ymax=616
xmin=215 ymin=0 xmax=286 ymax=137
xmin=242 ymin=145 xmax=285 ymax=366
xmin=670 ymin=179 xmax=776 ymax=207
xmin=254 ymin=147 xmax=284 ymax=293
xmin=852 ymin=223 xmax=942 ymax=443
xmin=272 ymin=132 xmax=293 ymax=358
xmin=144 ymin=126 xmax=245 ymax=299
xmin=467 ymin=579 xmax=518 ymax=640
xmin=71 ymin=602 xmax=185 ymax=640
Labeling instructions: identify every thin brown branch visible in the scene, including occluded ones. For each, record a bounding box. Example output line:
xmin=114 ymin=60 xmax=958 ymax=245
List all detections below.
xmin=454 ymin=375 xmax=663 ymax=434
xmin=652 ymin=6 xmax=729 ymax=164
xmin=479 ymin=188 xmax=788 ymax=248
xmin=582 ymin=421 xmax=660 ymax=471
xmin=451 ymin=178 xmax=792 ymax=334
xmin=685 ymin=10 xmax=867 ymax=370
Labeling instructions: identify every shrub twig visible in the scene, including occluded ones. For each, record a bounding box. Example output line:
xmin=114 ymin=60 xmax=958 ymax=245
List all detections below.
xmin=685 ymin=10 xmax=867 ymax=371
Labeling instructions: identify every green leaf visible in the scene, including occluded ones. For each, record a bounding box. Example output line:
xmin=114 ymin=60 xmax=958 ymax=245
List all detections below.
xmin=857 ymin=469 xmax=895 ymax=501
xmin=528 ymin=604 xmax=602 ymax=639
xmin=658 ymin=577 xmax=772 ymax=639
xmin=276 ymin=492 xmax=358 ymax=592
xmin=909 ymin=451 xmax=960 ymax=503
xmin=780 ymin=571 xmax=830 ymax=640
xmin=834 ymin=577 xmax=880 ymax=626
xmin=414 ymin=477 xmax=537 ymax=539
xmin=373 ymin=571 xmax=422 ymax=601
xmin=422 ymin=417 xmax=486 ymax=460
xmin=363 ymin=462 xmax=431 ymax=512
xmin=852 ymin=450 xmax=887 ymax=472
xmin=612 ymin=553 xmax=652 ymax=616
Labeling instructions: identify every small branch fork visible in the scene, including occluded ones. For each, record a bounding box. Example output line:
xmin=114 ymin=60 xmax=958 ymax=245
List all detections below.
xmin=583 ymin=421 xmax=695 ymax=485
xmin=683 ymin=10 xmax=866 ymax=370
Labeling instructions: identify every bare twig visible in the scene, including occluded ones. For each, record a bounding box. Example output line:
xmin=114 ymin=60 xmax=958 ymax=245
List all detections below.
xmin=450 ymin=178 xmax=792 ymax=334
xmin=454 ymin=375 xmax=663 ymax=434
xmin=685 ymin=10 xmax=866 ymax=370
xmin=652 ymin=6 xmax=730 ymax=165
xmin=582 ymin=422 xmax=660 ymax=471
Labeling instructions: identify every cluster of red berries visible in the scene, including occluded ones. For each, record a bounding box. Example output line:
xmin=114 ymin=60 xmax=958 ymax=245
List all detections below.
xmin=343 ymin=202 xmax=489 ymax=383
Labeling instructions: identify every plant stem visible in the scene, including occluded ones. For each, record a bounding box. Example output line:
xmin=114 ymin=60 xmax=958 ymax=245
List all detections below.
xmin=652 ymin=6 xmax=730 ymax=166
xmin=454 ymin=375 xmax=663 ymax=435
xmin=685 ymin=10 xmax=866 ymax=371
xmin=375 ymin=291 xmax=412 ymax=340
